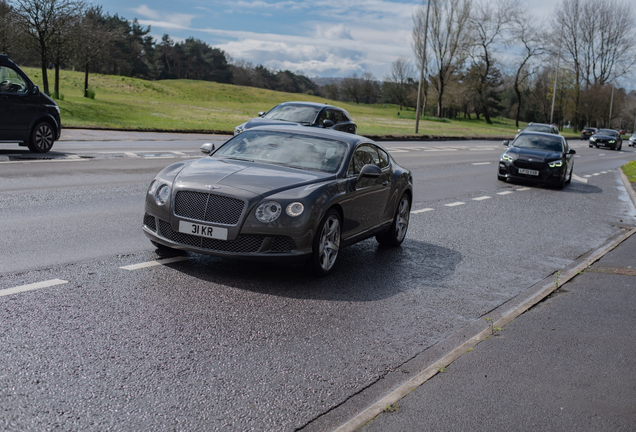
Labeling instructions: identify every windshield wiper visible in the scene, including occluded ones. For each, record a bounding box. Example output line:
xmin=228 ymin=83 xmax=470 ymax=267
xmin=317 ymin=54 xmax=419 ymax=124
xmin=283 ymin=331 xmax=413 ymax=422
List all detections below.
xmin=221 ymin=156 xmax=254 ymax=162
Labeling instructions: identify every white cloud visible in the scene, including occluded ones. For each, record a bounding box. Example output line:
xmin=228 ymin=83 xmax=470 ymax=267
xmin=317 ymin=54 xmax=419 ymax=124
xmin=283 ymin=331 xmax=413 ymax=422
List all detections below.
xmin=315 ymin=24 xmax=353 ymax=40
xmin=132 ymin=5 xmax=197 ymax=28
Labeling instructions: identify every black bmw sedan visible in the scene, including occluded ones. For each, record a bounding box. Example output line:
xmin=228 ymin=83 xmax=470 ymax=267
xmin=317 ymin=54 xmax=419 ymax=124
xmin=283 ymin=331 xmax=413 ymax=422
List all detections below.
xmin=234 ymin=101 xmax=357 ymax=136
xmin=589 ymin=129 xmax=622 ymax=150
xmin=143 ymin=126 xmax=412 ymax=275
xmin=498 ymin=132 xmax=576 ymax=189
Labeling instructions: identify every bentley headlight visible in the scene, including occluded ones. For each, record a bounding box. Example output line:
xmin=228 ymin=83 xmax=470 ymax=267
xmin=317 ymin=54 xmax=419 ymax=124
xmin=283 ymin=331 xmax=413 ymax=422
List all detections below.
xmin=548 ymin=160 xmax=563 ymax=168
xmin=148 ymin=180 xmax=158 ymax=195
xmin=501 ymin=154 xmax=514 ymax=162
xmin=256 ymin=201 xmax=281 ymax=223
xmin=286 ymin=202 xmax=304 ymax=217
xmin=155 ymin=184 xmax=171 ymax=206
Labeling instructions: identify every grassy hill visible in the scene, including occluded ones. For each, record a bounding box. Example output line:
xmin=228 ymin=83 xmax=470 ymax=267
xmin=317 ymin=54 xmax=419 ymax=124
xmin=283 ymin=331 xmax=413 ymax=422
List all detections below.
xmin=23 ymin=67 xmax=570 ymax=139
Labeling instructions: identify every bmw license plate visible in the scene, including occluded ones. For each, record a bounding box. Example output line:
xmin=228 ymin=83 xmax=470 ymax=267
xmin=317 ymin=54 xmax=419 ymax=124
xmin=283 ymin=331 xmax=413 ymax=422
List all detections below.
xmin=179 ymin=221 xmax=228 ymax=240
xmin=518 ymin=168 xmax=539 ymax=176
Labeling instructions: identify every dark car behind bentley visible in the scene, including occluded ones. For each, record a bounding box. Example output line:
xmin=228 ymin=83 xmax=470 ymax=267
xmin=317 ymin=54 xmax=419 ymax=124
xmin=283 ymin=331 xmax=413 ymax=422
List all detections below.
xmin=143 ymin=126 xmax=412 ymax=275
xmin=589 ymin=129 xmax=622 ymax=150
xmin=498 ymin=132 xmax=575 ymax=189
xmin=580 ymin=127 xmax=597 ymax=140
xmin=234 ymin=101 xmax=357 ymax=136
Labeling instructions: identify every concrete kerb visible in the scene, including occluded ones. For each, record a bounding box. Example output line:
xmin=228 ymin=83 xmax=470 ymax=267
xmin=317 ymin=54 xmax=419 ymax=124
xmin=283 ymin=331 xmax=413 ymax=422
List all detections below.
xmin=329 ymin=171 xmax=636 ymax=432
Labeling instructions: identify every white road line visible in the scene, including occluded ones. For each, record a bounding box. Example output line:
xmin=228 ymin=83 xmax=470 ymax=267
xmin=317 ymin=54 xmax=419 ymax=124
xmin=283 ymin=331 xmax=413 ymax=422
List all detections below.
xmin=584 ymin=174 xmax=592 ymax=178
xmin=445 ymin=202 xmax=465 ymax=207
xmin=120 ymin=257 xmax=189 ymax=271
xmin=601 ymin=171 xmax=607 ymax=174
xmin=0 ymin=279 xmax=68 ymax=297
xmin=172 ymin=151 xmax=187 ymax=156
xmin=599 ymin=154 xmax=605 ymax=156
xmin=593 ymin=173 xmax=600 ymax=176
xmin=388 ymin=149 xmax=410 ymax=153
xmin=473 ymin=196 xmax=491 ymax=201
xmin=497 ymin=191 xmax=514 ymax=195
xmin=411 ymin=208 xmax=434 ymax=214
xmin=124 ymin=152 xmax=140 ymax=158
xmin=0 ymin=158 xmax=88 ymax=164
xmin=516 ymin=187 xmax=531 ymax=191
xmin=571 ymin=174 xmax=589 ymax=184
xmin=472 ymin=162 xmax=491 ymax=165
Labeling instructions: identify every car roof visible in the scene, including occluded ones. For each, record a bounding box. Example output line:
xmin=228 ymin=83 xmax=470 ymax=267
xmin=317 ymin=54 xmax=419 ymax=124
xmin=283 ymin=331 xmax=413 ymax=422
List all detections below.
xmin=277 ymin=101 xmax=349 ymax=114
xmin=516 ymin=131 xmax=564 ymax=139
xmin=524 ymin=123 xmax=553 ymax=128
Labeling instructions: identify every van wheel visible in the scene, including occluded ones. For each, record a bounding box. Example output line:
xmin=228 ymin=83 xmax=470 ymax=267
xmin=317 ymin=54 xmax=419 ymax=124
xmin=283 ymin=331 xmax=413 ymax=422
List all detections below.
xmin=27 ymin=122 xmax=55 ymax=153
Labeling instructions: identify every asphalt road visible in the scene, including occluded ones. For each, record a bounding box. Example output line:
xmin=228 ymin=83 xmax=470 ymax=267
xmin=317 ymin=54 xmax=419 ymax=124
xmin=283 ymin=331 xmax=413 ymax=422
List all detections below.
xmin=1 ymin=131 xmax=635 ymax=431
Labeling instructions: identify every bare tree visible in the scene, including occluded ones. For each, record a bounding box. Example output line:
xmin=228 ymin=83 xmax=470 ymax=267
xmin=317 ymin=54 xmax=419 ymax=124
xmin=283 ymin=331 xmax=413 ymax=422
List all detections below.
xmin=468 ymin=0 xmax=520 ymax=124
xmin=511 ymin=14 xmax=544 ymax=127
xmin=413 ymin=0 xmax=471 ymax=118
xmin=11 ymin=0 xmax=84 ymax=94
xmin=0 ymin=0 xmax=17 ymax=54
xmin=384 ymin=56 xmax=415 ymax=110
xmin=340 ymin=73 xmax=363 ymax=104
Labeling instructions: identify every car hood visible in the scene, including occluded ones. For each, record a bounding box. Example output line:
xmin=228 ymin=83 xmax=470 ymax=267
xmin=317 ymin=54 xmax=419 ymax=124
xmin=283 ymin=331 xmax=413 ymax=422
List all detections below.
xmin=507 ymin=146 xmax=562 ymax=161
xmin=244 ymin=117 xmax=308 ymax=130
xmin=174 ymin=157 xmax=330 ymax=197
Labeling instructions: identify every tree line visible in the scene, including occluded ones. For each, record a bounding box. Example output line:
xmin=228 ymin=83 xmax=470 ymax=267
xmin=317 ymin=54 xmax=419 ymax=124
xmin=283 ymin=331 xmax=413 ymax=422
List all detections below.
xmin=0 ymin=0 xmax=317 ymax=98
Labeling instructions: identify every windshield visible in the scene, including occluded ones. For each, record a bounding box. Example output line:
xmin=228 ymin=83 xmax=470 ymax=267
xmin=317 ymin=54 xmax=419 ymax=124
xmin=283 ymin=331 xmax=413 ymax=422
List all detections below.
xmin=263 ymin=104 xmax=321 ymax=124
xmin=513 ymin=134 xmax=563 ymax=152
xmin=597 ymin=129 xmax=615 ymax=135
xmin=523 ymin=124 xmax=552 ymax=133
xmin=214 ymin=130 xmax=348 ymax=173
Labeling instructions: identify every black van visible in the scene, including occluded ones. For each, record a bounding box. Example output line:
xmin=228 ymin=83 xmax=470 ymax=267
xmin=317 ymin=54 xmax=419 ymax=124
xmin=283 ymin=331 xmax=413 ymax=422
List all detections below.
xmin=0 ymin=54 xmax=61 ymax=153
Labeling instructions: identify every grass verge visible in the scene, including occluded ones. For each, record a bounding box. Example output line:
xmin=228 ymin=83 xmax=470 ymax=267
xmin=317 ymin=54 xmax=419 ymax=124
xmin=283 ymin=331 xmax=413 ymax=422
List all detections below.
xmin=23 ymin=67 xmax=580 ymax=139
xmin=622 ymin=161 xmax=636 ymax=183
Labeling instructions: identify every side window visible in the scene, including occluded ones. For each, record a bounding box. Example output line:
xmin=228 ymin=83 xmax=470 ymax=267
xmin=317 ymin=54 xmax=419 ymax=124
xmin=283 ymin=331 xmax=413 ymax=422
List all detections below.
xmin=377 ymin=147 xmax=389 ymax=169
xmin=334 ymin=110 xmax=346 ymax=124
xmin=347 ymin=144 xmax=380 ymax=176
xmin=0 ymin=66 xmax=29 ymax=95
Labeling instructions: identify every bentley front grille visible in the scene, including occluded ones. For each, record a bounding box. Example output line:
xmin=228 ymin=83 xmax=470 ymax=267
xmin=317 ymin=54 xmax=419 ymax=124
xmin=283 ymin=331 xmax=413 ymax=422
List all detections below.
xmin=174 ymin=191 xmax=245 ymax=225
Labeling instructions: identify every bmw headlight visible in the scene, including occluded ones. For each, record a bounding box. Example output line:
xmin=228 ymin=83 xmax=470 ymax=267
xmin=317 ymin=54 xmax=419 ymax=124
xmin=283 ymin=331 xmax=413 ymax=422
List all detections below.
xmin=501 ymin=154 xmax=514 ymax=162
xmin=286 ymin=202 xmax=304 ymax=217
xmin=548 ymin=160 xmax=563 ymax=168
xmin=234 ymin=123 xmax=246 ymax=136
xmin=609 ymin=140 xmax=616 ymax=144
xmin=256 ymin=201 xmax=281 ymax=223
xmin=155 ymin=184 xmax=171 ymax=206
xmin=590 ymin=137 xmax=596 ymax=142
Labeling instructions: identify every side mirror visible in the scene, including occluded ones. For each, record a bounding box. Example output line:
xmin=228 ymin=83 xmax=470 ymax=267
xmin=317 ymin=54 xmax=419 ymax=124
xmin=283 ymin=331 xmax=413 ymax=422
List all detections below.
xmin=200 ymin=142 xmax=215 ymax=154
xmin=355 ymin=164 xmax=382 ymax=187
xmin=257 ymin=111 xmax=265 ymax=117
xmin=502 ymin=140 xmax=510 ymax=146
xmin=322 ymin=119 xmax=335 ymax=128
xmin=32 ymin=85 xmax=40 ymax=95
xmin=568 ymin=149 xmax=576 ymax=154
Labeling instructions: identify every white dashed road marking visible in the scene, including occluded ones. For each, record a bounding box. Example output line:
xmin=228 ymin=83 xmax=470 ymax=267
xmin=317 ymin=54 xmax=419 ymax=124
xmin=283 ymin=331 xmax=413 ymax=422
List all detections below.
xmin=472 ymin=162 xmax=491 ymax=165
xmin=571 ymin=174 xmax=589 ymax=184
xmin=120 ymin=257 xmax=190 ymax=271
xmin=473 ymin=196 xmax=491 ymax=201
xmin=124 ymin=152 xmax=140 ymax=158
xmin=593 ymin=173 xmax=600 ymax=176
xmin=411 ymin=208 xmax=434 ymax=214
xmin=445 ymin=202 xmax=465 ymax=207
xmin=497 ymin=191 xmax=514 ymax=195
xmin=0 ymin=279 xmax=68 ymax=297
xmin=516 ymin=187 xmax=531 ymax=191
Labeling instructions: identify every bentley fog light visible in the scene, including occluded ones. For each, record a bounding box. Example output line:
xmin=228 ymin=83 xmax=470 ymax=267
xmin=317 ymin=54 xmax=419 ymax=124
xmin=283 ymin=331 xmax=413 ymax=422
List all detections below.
xmin=155 ymin=184 xmax=171 ymax=206
xmin=548 ymin=160 xmax=563 ymax=168
xmin=286 ymin=202 xmax=304 ymax=217
xmin=256 ymin=201 xmax=281 ymax=223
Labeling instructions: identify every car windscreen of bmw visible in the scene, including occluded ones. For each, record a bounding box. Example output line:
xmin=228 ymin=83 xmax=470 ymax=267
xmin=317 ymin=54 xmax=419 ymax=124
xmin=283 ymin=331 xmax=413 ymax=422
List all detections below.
xmin=513 ymin=134 xmax=563 ymax=152
xmin=597 ymin=129 xmax=616 ymax=136
xmin=523 ymin=124 xmax=552 ymax=133
xmin=263 ymin=105 xmax=321 ymax=124
xmin=214 ymin=130 xmax=347 ymax=173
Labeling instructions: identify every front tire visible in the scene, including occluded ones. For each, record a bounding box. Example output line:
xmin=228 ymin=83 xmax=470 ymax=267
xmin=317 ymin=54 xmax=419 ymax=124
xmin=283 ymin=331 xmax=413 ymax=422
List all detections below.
xmin=376 ymin=193 xmax=411 ymax=247
xmin=27 ymin=122 xmax=55 ymax=153
xmin=307 ymin=209 xmax=341 ymax=276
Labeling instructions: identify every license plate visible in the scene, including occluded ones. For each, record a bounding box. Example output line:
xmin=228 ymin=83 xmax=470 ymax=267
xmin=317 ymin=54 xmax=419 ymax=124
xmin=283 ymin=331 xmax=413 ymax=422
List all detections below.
xmin=179 ymin=221 xmax=228 ymax=240
xmin=518 ymin=168 xmax=539 ymax=176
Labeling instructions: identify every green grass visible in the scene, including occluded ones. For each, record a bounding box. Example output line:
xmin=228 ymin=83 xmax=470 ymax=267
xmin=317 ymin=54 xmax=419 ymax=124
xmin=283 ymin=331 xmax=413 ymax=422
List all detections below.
xmin=622 ymin=161 xmax=636 ymax=183
xmin=24 ymin=67 xmax=575 ymax=138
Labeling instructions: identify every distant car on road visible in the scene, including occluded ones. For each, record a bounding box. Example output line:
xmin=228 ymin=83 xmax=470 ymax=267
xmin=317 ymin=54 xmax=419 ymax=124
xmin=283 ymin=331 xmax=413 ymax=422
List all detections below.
xmin=589 ymin=129 xmax=622 ymax=150
xmin=498 ymin=132 xmax=576 ymax=189
xmin=580 ymin=127 xmax=597 ymax=140
xmin=143 ymin=126 xmax=412 ymax=275
xmin=628 ymin=133 xmax=636 ymax=147
xmin=618 ymin=129 xmax=626 ymax=135
xmin=234 ymin=101 xmax=357 ymax=136
xmin=0 ymin=54 xmax=61 ymax=153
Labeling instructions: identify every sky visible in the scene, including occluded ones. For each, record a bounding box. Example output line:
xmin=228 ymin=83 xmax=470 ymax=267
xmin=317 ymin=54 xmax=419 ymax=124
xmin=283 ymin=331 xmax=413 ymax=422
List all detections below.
xmin=95 ymin=0 xmax=590 ymax=80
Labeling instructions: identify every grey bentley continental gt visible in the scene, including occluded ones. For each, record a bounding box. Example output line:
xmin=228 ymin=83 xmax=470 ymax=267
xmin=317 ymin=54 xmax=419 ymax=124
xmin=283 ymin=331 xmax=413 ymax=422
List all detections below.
xmin=142 ymin=126 xmax=413 ymax=275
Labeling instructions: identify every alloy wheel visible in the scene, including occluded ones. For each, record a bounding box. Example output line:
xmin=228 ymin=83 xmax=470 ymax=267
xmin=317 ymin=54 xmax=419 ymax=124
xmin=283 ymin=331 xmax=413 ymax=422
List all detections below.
xmin=318 ymin=214 xmax=340 ymax=272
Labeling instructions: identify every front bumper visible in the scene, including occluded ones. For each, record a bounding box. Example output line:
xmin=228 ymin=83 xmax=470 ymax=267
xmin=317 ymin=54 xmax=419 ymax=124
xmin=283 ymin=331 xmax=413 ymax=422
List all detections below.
xmin=498 ymin=161 xmax=565 ymax=185
xmin=142 ymin=213 xmax=312 ymax=262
